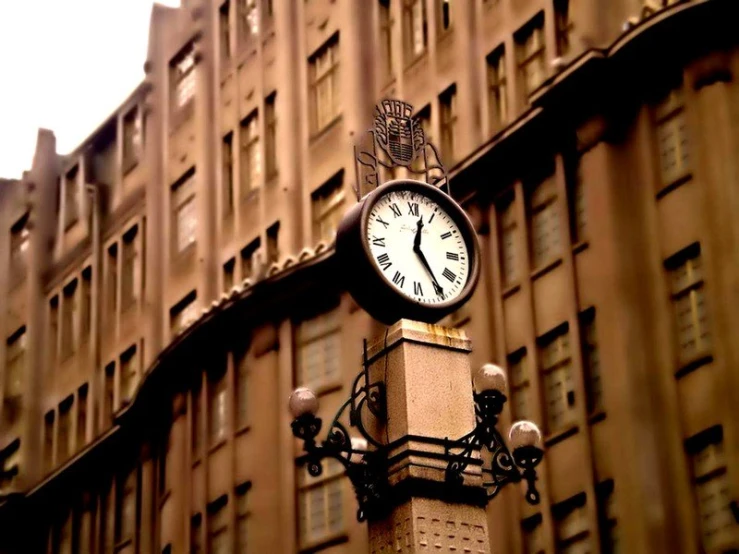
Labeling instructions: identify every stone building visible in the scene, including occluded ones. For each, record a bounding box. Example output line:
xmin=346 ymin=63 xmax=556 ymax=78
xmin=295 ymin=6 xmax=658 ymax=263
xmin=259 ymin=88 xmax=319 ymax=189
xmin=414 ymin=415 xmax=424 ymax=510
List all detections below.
xmin=0 ymin=0 xmax=738 ymax=552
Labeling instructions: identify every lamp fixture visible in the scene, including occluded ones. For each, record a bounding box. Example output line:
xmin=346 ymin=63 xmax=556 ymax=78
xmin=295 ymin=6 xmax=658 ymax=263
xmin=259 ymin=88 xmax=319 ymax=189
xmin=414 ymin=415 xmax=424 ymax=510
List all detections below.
xmin=289 ymin=347 xmax=545 ymax=522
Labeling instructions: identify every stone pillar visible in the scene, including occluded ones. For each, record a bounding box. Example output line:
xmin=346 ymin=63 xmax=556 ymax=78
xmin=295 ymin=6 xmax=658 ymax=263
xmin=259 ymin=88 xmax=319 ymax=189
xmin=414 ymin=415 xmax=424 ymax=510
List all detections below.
xmin=365 ymin=320 xmax=490 ymax=553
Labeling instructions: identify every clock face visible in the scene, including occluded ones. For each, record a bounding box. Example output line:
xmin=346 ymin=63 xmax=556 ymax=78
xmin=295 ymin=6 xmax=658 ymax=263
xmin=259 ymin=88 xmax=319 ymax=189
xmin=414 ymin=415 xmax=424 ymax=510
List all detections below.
xmin=366 ymin=188 xmax=470 ymax=305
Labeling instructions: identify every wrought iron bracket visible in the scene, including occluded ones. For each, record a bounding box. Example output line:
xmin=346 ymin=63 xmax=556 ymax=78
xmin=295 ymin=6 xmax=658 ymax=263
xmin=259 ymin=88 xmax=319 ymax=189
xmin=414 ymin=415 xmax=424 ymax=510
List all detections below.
xmin=444 ymin=390 xmax=544 ymax=505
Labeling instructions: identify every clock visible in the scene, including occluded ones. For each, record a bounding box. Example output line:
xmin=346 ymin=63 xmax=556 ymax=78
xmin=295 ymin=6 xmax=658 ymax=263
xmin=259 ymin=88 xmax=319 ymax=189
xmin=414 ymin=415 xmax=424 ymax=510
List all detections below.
xmin=336 ymin=179 xmax=480 ymax=324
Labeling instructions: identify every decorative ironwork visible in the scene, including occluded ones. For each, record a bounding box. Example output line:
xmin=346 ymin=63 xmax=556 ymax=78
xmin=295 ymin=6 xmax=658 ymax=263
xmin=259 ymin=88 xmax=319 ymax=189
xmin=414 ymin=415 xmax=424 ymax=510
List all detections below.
xmin=353 ymin=99 xmax=449 ymax=201
xmin=292 ymin=340 xmax=390 ymax=522
xmin=444 ymin=390 xmax=543 ymax=505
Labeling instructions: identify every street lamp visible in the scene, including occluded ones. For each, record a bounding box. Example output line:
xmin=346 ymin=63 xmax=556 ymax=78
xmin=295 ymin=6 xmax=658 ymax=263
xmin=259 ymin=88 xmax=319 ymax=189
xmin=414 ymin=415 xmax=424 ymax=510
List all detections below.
xmin=289 ymin=357 xmax=544 ymax=522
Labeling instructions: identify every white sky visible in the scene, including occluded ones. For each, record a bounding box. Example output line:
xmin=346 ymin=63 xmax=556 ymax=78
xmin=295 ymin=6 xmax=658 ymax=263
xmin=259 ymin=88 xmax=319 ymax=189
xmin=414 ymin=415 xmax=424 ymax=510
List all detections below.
xmin=0 ymin=0 xmax=181 ymax=179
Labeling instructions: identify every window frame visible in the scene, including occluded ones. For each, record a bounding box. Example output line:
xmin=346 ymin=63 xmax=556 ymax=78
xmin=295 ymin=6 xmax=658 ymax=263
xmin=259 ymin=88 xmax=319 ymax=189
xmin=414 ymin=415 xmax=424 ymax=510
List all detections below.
xmin=240 ymin=110 xmax=261 ymax=197
xmin=403 ymin=0 xmax=428 ymax=65
xmin=309 ymin=33 xmax=341 ymax=135
xmin=222 ymin=131 xmax=235 ymax=216
xmin=439 ymin=84 xmax=458 ymax=164
xmin=295 ymin=305 xmax=342 ymax=393
xmin=515 ymin=13 xmax=546 ymax=99
xmin=311 ymin=171 xmax=346 ymax=243
xmin=170 ymin=43 xmax=196 ymax=114
xmin=486 ymin=45 xmax=508 ymax=133
xmin=172 ymin=168 xmax=197 ymax=255
xmin=538 ymin=324 xmax=576 ymax=435
xmin=297 ymin=458 xmax=346 ymax=549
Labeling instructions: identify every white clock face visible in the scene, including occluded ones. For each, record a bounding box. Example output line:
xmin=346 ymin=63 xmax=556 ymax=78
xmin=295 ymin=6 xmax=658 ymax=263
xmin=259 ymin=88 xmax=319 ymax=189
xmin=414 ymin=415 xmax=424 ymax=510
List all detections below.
xmin=366 ymin=189 xmax=470 ymax=305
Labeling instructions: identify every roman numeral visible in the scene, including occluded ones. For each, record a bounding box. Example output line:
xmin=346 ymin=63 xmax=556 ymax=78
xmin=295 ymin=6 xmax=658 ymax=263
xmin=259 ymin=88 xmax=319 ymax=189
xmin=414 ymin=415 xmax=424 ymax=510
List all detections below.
xmin=428 ymin=213 xmax=435 ymax=223
xmin=442 ymin=268 xmax=456 ymax=282
xmin=389 ymin=203 xmax=402 ymax=218
xmin=413 ymin=281 xmax=423 ymax=296
xmin=446 ymin=252 xmax=459 ymax=261
xmin=441 ymin=231 xmax=452 ymax=240
xmin=377 ymin=253 xmax=392 ymax=271
xmin=392 ymin=271 xmax=405 ymax=288
xmin=372 ymin=236 xmax=386 ymax=247
xmin=407 ymin=202 xmax=419 ymax=217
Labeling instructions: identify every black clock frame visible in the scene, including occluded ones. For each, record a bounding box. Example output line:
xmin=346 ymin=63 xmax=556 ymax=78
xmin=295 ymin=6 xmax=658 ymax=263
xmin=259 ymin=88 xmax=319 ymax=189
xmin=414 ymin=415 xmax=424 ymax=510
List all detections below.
xmin=336 ymin=179 xmax=481 ymax=325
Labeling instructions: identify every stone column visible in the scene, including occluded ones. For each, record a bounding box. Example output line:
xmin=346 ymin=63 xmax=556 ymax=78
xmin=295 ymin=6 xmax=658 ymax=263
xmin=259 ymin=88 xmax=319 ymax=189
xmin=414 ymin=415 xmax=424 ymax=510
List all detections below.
xmin=365 ymin=320 xmax=490 ymax=553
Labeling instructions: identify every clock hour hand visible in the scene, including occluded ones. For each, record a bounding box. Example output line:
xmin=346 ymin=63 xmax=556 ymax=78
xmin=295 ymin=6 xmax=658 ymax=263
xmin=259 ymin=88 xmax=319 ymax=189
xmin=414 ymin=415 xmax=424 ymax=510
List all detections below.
xmin=413 ymin=218 xmax=444 ymax=296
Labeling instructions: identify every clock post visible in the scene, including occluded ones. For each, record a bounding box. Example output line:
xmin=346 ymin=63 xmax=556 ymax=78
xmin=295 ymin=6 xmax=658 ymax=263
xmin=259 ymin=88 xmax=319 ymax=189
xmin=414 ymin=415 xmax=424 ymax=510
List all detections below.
xmin=288 ymin=99 xmax=544 ymax=554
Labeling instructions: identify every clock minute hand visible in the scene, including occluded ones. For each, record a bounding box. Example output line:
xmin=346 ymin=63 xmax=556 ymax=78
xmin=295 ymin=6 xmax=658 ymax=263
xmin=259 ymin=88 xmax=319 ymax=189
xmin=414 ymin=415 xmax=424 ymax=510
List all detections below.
xmin=413 ymin=218 xmax=444 ymax=296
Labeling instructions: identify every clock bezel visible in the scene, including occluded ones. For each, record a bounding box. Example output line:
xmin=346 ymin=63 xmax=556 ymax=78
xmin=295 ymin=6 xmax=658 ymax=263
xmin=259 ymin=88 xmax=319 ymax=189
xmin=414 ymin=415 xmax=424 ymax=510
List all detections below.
xmin=336 ymin=179 xmax=481 ymax=325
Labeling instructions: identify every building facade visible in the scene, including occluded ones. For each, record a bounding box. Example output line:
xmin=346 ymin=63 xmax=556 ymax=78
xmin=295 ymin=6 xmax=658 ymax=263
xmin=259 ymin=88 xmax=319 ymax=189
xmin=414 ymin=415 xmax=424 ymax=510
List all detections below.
xmin=1 ymin=0 xmax=739 ymax=552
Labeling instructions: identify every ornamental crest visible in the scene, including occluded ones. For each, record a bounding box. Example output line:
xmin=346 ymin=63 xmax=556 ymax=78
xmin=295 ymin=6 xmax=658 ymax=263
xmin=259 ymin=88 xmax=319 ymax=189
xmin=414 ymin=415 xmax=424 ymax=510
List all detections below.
xmin=353 ymin=99 xmax=449 ymax=200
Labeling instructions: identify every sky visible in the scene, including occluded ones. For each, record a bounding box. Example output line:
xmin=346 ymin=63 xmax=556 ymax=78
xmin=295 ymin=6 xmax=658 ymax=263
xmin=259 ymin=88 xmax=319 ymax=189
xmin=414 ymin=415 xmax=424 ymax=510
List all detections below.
xmin=0 ymin=0 xmax=181 ymax=179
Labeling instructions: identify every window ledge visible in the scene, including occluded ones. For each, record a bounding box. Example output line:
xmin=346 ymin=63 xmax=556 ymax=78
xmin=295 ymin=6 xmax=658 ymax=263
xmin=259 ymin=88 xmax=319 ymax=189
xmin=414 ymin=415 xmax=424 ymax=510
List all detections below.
xmin=531 ymin=257 xmax=563 ymax=280
xmin=588 ymin=411 xmax=606 ymax=425
xmin=192 ymin=456 xmax=202 ymax=468
xmin=114 ymin=538 xmax=133 ymax=552
xmin=437 ymin=27 xmax=454 ymax=44
xmin=158 ymin=489 xmax=171 ymax=509
xmin=404 ymin=50 xmax=428 ymax=73
xmin=656 ymin=172 xmax=692 ymax=199
xmin=312 ymin=382 xmax=343 ymax=397
xmin=241 ymin=187 xmax=260 ymax=205
xmin=309 ymin=114 xmax=343 ymax=144
xmin=299 ymin=532 xmax=348 ymax=554
xmin=122 ymin=159 xmax=139 ymax=177
xmin=572 ymin=241 xmax=589 ymax=255
xmin=502 ymin=282 xmax=521 ymax=298
xmin=235 ymin=424 xmax=251 ymax=437
xmin=675 ymin=352 xmax=713 ymax=379
xmin=208 ymin=438 xmax=227 ymax=455
xmin=544 ymin=424 xmax=579 ymax=447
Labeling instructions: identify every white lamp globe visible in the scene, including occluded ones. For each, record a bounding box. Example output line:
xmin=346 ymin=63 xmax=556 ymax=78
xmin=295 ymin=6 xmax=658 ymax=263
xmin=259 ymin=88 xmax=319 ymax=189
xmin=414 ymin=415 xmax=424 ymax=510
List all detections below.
xmin=508 ymin=421 xmax=543 ymax=450
xmin=473 ymin=363 xmax=507 ymax=394
xmin=288 ymin=387 xmax=319 ymax=418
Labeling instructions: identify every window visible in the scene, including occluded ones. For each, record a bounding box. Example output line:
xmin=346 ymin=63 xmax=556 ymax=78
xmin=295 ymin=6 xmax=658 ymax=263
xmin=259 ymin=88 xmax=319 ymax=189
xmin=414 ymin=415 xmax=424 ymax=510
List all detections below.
xmin=529 ymin=173 xmax=561 ymax=268
xmin=240 ymin=111 xmax=261 ymax=195
xmin=379 ymin=0 xmax=394 ymax=81
xmin=241 ymin=238 xmax=261 ymax=280
xmin=171 ymin=291 xmax=198 ymax=334
xmin=522 ymin=514 xmax=545 ymax=554
xmin=207 ymin=501 xmax=228 ymax=554
xmin=487 ymin=46 xmax=508 ymax=132
xmin=312 ymin=172 xmax=346 ymax=242
xmin=437 ymin=0 xmax=452 ymax=33
xmin=172 ymin=169 xmax=197 ymax=253
xmin=236 ymin=353 xmax=249 ymax=429
xmin=116 ymin=469 xmax=137 ymax=546
xmin=597 ymin=481 xmax=619 ymax=554
xmin=404 ymin=0 xmax=427 ymax=63
xmin=566 ymin=151 xmax=586 ymax=243
xmin=192 ymin=381 xmax=203 ymax=458
xmin=507 ymin=349 xmax=531 ymax=422
xmin=553 ymin=494 xmax=590 ymax=552
xmin=55 ymin=511 xmax=73 ymax=554
xmin=267 ymin=222 xmax=279 ymax=264
xmin=222 ymin=132 xmax=234 ymax=215
xmin=439 ymin=85 xmax=457 ymax=163
xmin=44 ymin=411 xmax=54 ymax=472
xmin=64 ymin=165 xmax=80 ymax=228
xmin=120 ymin=345 xmax=138 ymax=406
xmin=296 ymin=307 xmax=341 ymax=390
xmin=265 ymin=93 xmax=277 ymax=178
xmin=261 ymin=0 xmax=273 ymax=23
xmin=104 ymin=362 xmax=115 ymax=426
xmin=539 ymin=326 xmax=575 ymax=434
xmin=107 ymin=243 xmax=119 ymax=329
xmin=555 ymin=0 xmax=573 ymax=57
xmin=61 ymin=279 xmax=78 ymax=360
xmin=10 ymin=213 xmax=29 ymax=285
xmin=498 ymin=197 xmax=518 ymax=287
xmin=58 ymin=396 xmax=72 ymax=463
xmin=121 ymin=226 xmax=139 ymax=310
xmin=4 ymin=327 xmax=26 ymax=401
xmin=209 ymin=369 xmax=227 ymax=445
xmin=580 ymin=309 xmax=602 ymax=415
xmin=80 ymin=267 xmax=92 ymax=342
xmin=655 ymin=86 xmax=690 ymax=187
xmin=236 ymin=483 xmax=251 ymax=552
xmin=238 ymin=0 xmax=259 ymax=42
xmin=49 ymin=296 xmax=59 ymax=366
xmin=191 ymin=514 xmax=203 ymax=554
xmin=223 ymin=258 xmax=235 ymax=293
xmin=77 ymin=384 xmax=88 ymax=450
xmin=220 ymin=1 xmax=231 ymax=61
xmin=298 ymin=458 xmax=344 ymax=547
xmin=686 ymin=427 xmax=737 ymax=552
xmin=171 ymin=44 xmax=196 ymax=110
xmin=516 ymin=14 xmax=546 ymax=98
xmin=123 ymin=106 xmax=142 ymax=172
xmin=666 ymin=244 xmax=711 ymax=365
xmin=309 ymin=34 xmax=341 ymax=133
